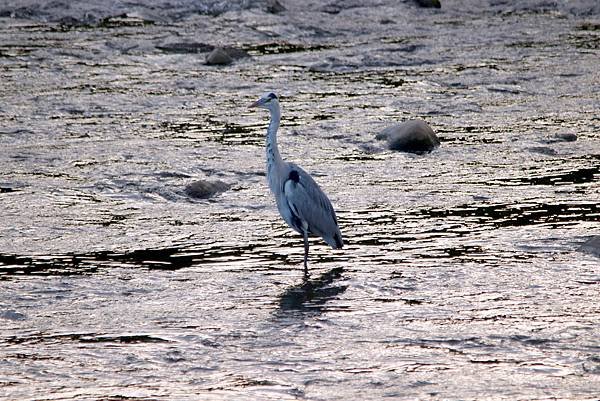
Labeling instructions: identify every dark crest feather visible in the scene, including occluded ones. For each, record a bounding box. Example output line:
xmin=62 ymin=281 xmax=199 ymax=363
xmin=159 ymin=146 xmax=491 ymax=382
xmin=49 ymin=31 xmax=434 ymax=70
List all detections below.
xmin=268 ymin=93 xmax=277 ymax=100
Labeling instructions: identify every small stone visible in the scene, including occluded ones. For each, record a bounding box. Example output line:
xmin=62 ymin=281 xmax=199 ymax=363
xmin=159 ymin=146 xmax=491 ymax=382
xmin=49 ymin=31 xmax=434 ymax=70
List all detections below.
xmin=376 ymin=119 xmax=440 ymax=154
xmin=184 ymin=180 xmax=230 ymax=199
xmin=206 ymin=48 xmax=233 ymax=65
xmin=528 ymin=146 xmax=558 ymax=156
xmin=414 ymin=0 xmax=441 ymax=8
xmin=266 ymin=0 xmax=286 ymax=13
xmin=0 ymin=310 xmax=26 ymax=321
xmin=540 ymin=132 xmax=578 ymax=144
xmin=221 ymin=46 xmax=250 ymax=60
xmin=555 ymin=132 xmax=577 ymax=142
xmin=580 ymin=236 xmax=600 ymax=258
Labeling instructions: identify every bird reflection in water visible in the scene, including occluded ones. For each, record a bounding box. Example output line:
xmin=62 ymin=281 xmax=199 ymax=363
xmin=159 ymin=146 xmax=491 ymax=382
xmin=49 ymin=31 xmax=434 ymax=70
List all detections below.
xmin=277 ymin=266 xmax=347 ymax=311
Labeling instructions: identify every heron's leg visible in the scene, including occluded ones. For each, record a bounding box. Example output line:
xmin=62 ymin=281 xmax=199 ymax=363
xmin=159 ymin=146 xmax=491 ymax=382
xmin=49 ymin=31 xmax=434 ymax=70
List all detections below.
xmin=302 ymin=229 xmax=309 ymax=277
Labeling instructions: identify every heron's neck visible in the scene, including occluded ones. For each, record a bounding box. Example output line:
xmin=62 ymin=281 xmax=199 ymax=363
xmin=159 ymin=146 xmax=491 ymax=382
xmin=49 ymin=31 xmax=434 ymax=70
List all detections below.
xmin=266 ymin=105 xmax=283 ymax=170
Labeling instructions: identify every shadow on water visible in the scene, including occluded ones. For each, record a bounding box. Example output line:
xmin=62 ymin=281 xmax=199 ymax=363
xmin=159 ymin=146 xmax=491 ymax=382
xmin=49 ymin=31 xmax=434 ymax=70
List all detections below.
xmin=0 ymin=248 xmax=193 ymax=278
xmin=4 ymin=332 xmax=169 ymax=346
xmin=421 ymin=202 xmax=599 ymax=228
xmin=3 ymin=198 xmax=596 ymax=279
xmin=159 ymin=119 xmax=265 ymax=146
xmin=0 ymin=244 xmax=260 ymax=279
xmin=242 ymin=42 xmax=336 ymax=56
xmin=277 ymin=266 xmax=347 ymax=312
xmin=495 ymin=166 xmax=599 ymax=186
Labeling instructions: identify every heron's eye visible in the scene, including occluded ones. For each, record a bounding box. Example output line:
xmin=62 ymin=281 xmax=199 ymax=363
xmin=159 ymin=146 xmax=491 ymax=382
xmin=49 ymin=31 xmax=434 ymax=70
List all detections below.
xmin=268 ymin=93 xmax=277 ymax=100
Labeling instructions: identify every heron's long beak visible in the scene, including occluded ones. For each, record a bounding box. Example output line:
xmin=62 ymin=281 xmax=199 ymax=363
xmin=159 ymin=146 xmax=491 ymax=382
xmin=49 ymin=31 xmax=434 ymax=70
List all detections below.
xmin=249 ymin=99 xmax=261 ymax=108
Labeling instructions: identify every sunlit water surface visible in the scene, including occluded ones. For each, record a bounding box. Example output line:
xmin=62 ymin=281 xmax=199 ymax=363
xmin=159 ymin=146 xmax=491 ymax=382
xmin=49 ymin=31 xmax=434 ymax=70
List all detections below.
xmin=1 ymin=0 xmax=599 ymax=400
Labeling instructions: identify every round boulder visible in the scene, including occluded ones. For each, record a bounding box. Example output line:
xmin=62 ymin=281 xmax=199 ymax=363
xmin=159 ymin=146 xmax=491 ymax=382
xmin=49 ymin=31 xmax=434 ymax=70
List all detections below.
xmin=206 ymin=47 xmax=233 ymax=65
xmin=376 ymin=119 xmax=440 ymax=154
xmin=184 ymin=180 xmax=230 ymax=199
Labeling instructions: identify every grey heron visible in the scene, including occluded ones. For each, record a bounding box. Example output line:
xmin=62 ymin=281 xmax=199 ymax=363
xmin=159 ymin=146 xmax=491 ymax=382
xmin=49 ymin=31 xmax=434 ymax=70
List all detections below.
xmin=250 ymin=92 xmax=343 ymax=276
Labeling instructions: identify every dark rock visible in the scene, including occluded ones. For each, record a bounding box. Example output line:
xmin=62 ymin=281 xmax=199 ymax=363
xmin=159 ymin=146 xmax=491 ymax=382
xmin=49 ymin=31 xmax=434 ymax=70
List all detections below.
xmin=184 ymin=180 xmax=230 ymax=199
xmin=156 ymin=42 xmax=250 ymax=60
xmin=528 ymin=146 xmax=558 ymax=156
xmin=540 ymin=132 xmax=578 ymax=144
xmin=57 ymin=16 xmax=89 ymax=27
xmin=414 ymin=0 xmax=441 ymax=8
xmin=0 ymin=310 xmax=26 ymax=321
xmin=204 ymin=46 xmax=250 ymax=65
xmin=376 ymin=119 xmax=440 ymax=154
xmin=320 ymin=3 xmax=343 ymax=14
xmin=206 ymin=47 xmax=233 ymax=65
xmin=266 ymin=0 xmax=285 ymax=14
xmin=555 ymin=132 xmax=577 ymax=142
xmin=221 ymin=46 xmax=251 ymax=60
xmin=580 ymin=236 xmax=600 ymax=257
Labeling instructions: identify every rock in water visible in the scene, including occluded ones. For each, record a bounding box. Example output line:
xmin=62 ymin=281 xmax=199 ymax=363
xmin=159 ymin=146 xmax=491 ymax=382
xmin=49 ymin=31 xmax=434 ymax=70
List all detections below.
xmin=540 ymin=132 xmax=578 ymax=144
xmin=266 ymin=0 xmax=286 ymax=13
xmin=580 ymin=236 xmax=600 ymax=258
xmin=415 ymin=0 xmax=441 ymax=8
xmin=220 ymin=46 xmax=250 ymax=60
xmin=528 ymin=146 xmax=558 ymax=156
xmin=0 ymin=310 xmax=27 ymax=321
xmin=376 ymin=119 xmax=440 ymax=153
xmin=554 ymin=132 xmax=577 ymax=142
xmin=206 ymin=48 xmax=233 ymax=65
xmin=184 ymin=180 xmax=230 ymax=199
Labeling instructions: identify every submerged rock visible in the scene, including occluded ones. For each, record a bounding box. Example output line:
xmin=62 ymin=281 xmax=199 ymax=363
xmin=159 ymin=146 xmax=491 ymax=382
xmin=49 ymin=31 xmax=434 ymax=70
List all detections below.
xmin=0 ymin=310 xmax=27 ymax=321
xmin=376 ymin=119 xmax=440 ymax=153
xmin=221 ymin=46 xmax=251 ymax=60
xmin=266 ymin=0 xmax=285 ymax=13
xmin=205 ymin=46 xmax=250 ymax=65
xmin=206 ymin=47 xmax=233 ymax=65
xmin=555 ymin=132 xmax=577 ymax=142
xmin=541 ymin=132 xmax=578 ymax=144
xmin=580 ymin=236 xmax=600 ymax=258
xmin=528 ymin=146 xmax=558 ymax=156
xmin=184 ymin=180 xmax=230 ymax=199
xmin=555 ymin=133 xmax=577 ymax=142
xmin=414 ymin=0 xmax=441 ymax=8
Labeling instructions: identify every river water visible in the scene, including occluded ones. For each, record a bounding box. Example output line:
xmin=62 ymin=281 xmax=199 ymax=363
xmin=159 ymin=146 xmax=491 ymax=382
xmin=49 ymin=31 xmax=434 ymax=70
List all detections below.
xmin=1 ymin=0 xmax=599 ymax=400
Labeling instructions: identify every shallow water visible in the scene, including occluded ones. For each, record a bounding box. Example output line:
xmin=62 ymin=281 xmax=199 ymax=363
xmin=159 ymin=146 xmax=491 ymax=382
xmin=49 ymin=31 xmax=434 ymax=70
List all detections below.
xmin=1 ymin=0 xmax=599 ymax=400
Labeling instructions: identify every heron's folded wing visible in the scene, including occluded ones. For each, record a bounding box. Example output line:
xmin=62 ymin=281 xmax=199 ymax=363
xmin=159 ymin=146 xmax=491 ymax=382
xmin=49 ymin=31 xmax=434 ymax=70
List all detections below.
xmin=284 ymin=166 xmax=340 ymax=239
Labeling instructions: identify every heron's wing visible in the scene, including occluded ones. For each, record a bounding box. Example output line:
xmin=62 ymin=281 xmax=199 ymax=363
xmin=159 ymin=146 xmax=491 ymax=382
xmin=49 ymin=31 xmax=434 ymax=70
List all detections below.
xmin=282 ymin=163 xmax=343 ymax=249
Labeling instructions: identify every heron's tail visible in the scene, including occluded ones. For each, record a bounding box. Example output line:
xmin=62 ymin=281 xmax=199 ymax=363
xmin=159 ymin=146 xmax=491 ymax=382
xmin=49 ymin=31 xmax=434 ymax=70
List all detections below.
xmin=333 ymin=232 xmax=343 ymax=249
xmin=324 ymin=231 xmax=343 ymax=249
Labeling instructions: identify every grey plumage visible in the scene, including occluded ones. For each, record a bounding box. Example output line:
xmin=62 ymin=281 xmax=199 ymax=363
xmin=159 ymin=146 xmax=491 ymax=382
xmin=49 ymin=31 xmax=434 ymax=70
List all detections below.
xmin=250 ymin=92 xmax=343 ymax=275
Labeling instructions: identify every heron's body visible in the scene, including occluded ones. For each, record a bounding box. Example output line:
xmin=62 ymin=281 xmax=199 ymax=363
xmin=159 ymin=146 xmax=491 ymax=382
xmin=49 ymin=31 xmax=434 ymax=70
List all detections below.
xmin=251 ymin=92 xmax=343 ymax=275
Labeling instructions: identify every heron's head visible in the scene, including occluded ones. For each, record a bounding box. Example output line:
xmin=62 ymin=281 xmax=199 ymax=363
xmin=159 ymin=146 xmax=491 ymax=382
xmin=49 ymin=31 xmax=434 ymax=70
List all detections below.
xmin=249 ymin=92 xmax=279 ymax=110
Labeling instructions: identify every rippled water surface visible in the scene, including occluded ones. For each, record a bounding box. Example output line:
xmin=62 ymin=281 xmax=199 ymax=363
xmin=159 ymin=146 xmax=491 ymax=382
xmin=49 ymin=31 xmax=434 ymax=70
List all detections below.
xmin=1 ymin=0 xmax=599 ymax=400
